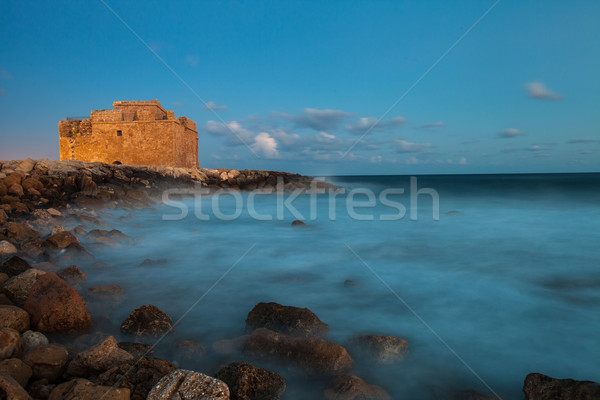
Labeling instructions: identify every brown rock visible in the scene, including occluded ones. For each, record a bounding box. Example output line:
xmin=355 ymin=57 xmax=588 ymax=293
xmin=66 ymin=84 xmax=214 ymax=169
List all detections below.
xmin=245 ymin=302 xmax=329 ymax=338
xmin=216 ymin=361 xmax=286 ymax=400
xmin=346 ymin=334 xmax=409 ymax=364
xmin=56 ymin=265 xmax=87 ymax=286
xmin=117 ymin=342 xmax=154 ymax=358
xmin=212 ymin=335 xmax=249 ymax=356
xmin=0 ymin=327 xmax=24 ymax=359
xmin=66 ymin=336 xmax=133 ymax=377
xmin=0 ymin=293 xmax=12 ymax=306
xmin=87 ymin=284 xmax=124 ymax=302
xmin=43 ymin=231 xmax=79 ymax=249
xmin=8 ymin=183 xmax=24 ymax=197
xmin=0 ymin=358 xmax=33 ymax=387
xmin=324 ymin=374 xmax=391 ymax=400
xmin=22 ymin=343 xmax=69 ymax=382
xmin=15 ymin=159 xmax=36 ymax=174
xmin=291 ymin=220 xmax=306 ymax=226
xmin=1 ymin=269 xmax=46 ymax=307
xmin=48 ymin=378 xmax=130 ymax=400
xmin=25 ymin=379 xmax=56 ymax=400
xmin=243 ymin=328 xmax=354 ymax=375
xmin=24 ymin=273 xmax=92 ymax=333
xmin=120 ymin=305 xmax=173 ymax=337
xmin=21 ymin=177 xmax=44 ymax=192
xmin=0 ymin=374 xmax=32 ymax=400
xmin=2 ymin=172 xmax=24 ymax=187
xmin=0 ymin=305 xmax=30 ymax=332
xmin=3 ymin=222 xmax=40 ymax=242
xmin=523 ymin=372 xmax=600 ymax=400
xmin=0 ymin=240 xmax=18 ymax=256
xmin=1 ymin=256 xmax=31 ymax=277
xmin=147 ymin=369 xmax=229 ymax=400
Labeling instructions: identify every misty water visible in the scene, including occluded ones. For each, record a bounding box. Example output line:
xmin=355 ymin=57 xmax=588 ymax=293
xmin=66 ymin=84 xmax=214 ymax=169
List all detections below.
xmin=78 ymin=173 xmax=600 ymax=399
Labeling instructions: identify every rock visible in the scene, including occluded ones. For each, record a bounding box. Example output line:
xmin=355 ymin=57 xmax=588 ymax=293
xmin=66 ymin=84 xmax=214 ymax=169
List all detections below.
xmin=0 ymin=305 xmax=30 ymax=332
xmin=48 ymin=378 xmax=130 ymax=400
xmin=56 ymin=265 xmax=87 ymax=286
xmin=139 ymin=258 xmax=169 ymax=267
xmin=0 ymin=274 xmax=7 ymax=286
xmin=0 ymin=209 xmax=7 ymax=224
xmin=0 ymin=327 xmax=24 ymax=359
xmin=23 ymin=273 xmax=92 ymax=333
xmin=147 ymin=369 xmax=229 ymax=400
xmin=212 ymin=335 xmax=249 ymax=356
xmin=344 ymin=279 xmax=358 ymax=287
xmin=120 ymin=305 xmax=174 ymax=337
xmin=97 ymin=357 xmax=177 ymax=400
xmin=51 ymin=225 xmax=65 ymax=235
xmin=22 ymin=178 xmax=44 ymax=193
xmin=0 ymin=374 xmax=32 ymax=400
xmin=243 ymin=328 xmax=354 ymax=376
xmin=1 ymin=269 xmax=46 ymax=307
xmin=1 ymin=256 xmax=31 ymax=277
xmin=216 ymin=361 xmax=286 ymax=400
xmin=21 ymin=330 xmax=49 ymax=351
xmin=346 ymin=334 xmax=409 ymax=364
xmin=172 ymin=339 xmax=205 ymax=363
xmin=3 ymin=222 xmax=40 ymax=242
xmin=291 ymin=220 xmax=306 ymax=226
xmin=47 ymin=208 xmax=62 ymax=217
xmin=245 ymin=302 xmax=329 ymax=338
xmin=25 ymin=379 xmax=56 ymax=400
xmin=66 ymin=336 xmax=133 ymax=377
xmin=86 ymin=284 xmax=124 ymax=302
xmin=15 ymin=159 xmax=36 ymax=174
xmin=324 ymin=374 xmax=391 ymax=400
xmin=523 ymin=372 xmax=600 ymax=400
xmin=8 ymin=183 xmax=24 ymax=197
xmin=0 ymin=240 xmax=18 ymax=256
xmin=49 ymin=243 xmax=95 ymax=264
xmin=43 ymin=231 xmax=79 ymax=249
xmin=0 ymin=358 xmax=32 ymax=387
xmin=118 ymin=342 xmax=154 ymax=358
xmin=0 ymin=293 xmax=12 ymax=306
xmin=22 ymin=343 xmax=69 ymax=382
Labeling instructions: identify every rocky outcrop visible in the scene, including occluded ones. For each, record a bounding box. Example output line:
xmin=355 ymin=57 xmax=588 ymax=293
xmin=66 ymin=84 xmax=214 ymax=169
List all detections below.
xmin=216 ymin=361 xmax=286 ymax=400
xmin=245 ymin=302 xmax=329 ymax=338
xmin=523 ymin=372 xmax=600 ymax=400
xmin=66 ymin=336 xmax=133 ymax=377
xmin=120 ymin=305 xmax=173 ymax=337
xmin=324 ymin=374 xmax=391 ymax=400
xmin=345 ymin=334 xmax=409 ymax=364
xmin=147 ymin=369 xmax=229 ymax=400
xmin=48 ymin=378 xmax=130 ymax=400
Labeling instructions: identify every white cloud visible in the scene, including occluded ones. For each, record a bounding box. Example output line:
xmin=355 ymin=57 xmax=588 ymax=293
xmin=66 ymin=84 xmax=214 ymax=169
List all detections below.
xmin=525 ymin=82 xmax=562 ymax=101
xmin=421 ymin=121 xmax=444 ymax=128
xmin=345 ymin=116 xmax=406 ymax=135
xmin=396 ymin=139 xmax=432 ymax=153
xmin=458 ymin=157 xmax=467 ymax=165
xmin=204 ymin=100 xmax=228 ymax=111
xmin=211 ymin=154 xmax=222 ymax=160
xmin=498 ymin=128 xmax=524 ymax=138
xmin=252 ymin=132 xmax=279 ymax=158
xmin=567 ymin=138 xmax=598 ymax=144
xmin=204 ymin=120 xmax=255 ymax=147
xmin=282 ymin=108 xmax=352 ymax=131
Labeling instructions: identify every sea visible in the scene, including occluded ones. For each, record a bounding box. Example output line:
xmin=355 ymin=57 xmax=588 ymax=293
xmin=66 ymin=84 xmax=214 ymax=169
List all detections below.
xmin=79 ymin=173 xmax=600 ymax=399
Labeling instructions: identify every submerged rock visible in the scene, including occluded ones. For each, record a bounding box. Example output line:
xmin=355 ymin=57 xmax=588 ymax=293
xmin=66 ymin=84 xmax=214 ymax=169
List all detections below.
xmin=346 ymin=334 xmax=409 ymax=364
xmin=216 ymin=361 xmax=286 ymax=400
xmin=48 ymin=378 xmax=130 ymax=400
xmin=324 ymin=374 xmax=391 ymax=400
xmin=523 ymin=372 xmax=600 ymax=400
xmin=56 ymin=265 xmax=87 ymax=287
xmin=86 ymin=284 xmax=124 ymax=302
xmin=245 ymin=302 xmax=329 ymax=338
xmin=291 ymin=220 xmax=306 ymax=226
xmin=147 ymin=369 xmax=229 ymax=400
xmin=118 ymin=341 xmax=154 ymax=358
xmin=66 ymin=336 xmax=133 ymax=377
xmin=120 ymin=305 xmax=174 ymax=337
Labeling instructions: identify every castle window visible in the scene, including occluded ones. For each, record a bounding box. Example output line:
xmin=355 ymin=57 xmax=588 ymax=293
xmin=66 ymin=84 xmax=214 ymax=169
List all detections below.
xmin=117 ymin=130 xmax=122 ymax=136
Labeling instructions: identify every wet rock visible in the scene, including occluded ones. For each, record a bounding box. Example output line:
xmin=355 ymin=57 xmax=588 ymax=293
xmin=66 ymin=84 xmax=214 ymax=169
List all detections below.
xmin=147 ymin=369 xmax=229 ymax=400
xmin=56 ymin=265 xmax=87 ymax=287
xmin=118 ymin=342 xmax=154 ymax=358
xmin=0 ymin=240 xmax=18 ymax=256
xmin=50 ymin=226 xmax=64 ymax=235
xmin=43 ymin=231 xmax=79 ymax=249
xmin=216 ymin=361 xmax=286 ymax=400
xmin=1 ymin=269 xmax=46 ymax=307
xmin=324 ymin=374 xmax=391 ymax=400
xmin=22 ymin=343 xmax=69 ymax=382
xmin=86 ymin=229 xmax=132 ymax=246
xmin=0 ymin=374 xmax=32 ymax=400
xmin=172 ymin=339 xmax=205 ymax=363
xmin=0 ymin=327 xmax=24 ymax=359
xmin=66 ymin=336 xmax=133 ymax=377
xmin=24 ymin=273 xmax=92 ymax=333
xmin=86 ymin=284 xmax=124 ymax=302
xmin=120 ymin=305 xmax=174 ymax=337
xmin=4 ymin=222 xmax=41 ymax=242
xmin=97 ymin=357 xmax=177 ymax=400
xmin=1 ymin=256 xmax=31 ymax=277
xmin=0 ymin=358 xmax=32 ymax=387
xmin=245 ymin=302 xmax=329 ymax=338
xmin=48 ymin=378 xmax=130 ymax=400
xmin=0 ymin=305 xmax=30 ymax=332
xmin=523 ymin=372 xmax=600 ymax=400
xmin=291 ymin=220 xmax=306 ymax=226
xmin=50 ymin=243 xmax=95 ymax=264
xmin=21 ymin=330 xmax=49 ymax=351
xmin=243 ymin=328 xmax=354 ymax=376
xmin=346 ymin=334 xmax=409 ymax=364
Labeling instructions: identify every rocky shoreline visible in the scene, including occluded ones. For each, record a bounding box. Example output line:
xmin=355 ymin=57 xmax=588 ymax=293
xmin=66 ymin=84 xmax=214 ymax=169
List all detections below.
xmin=1 ymin=159 xmax=599 ymax=399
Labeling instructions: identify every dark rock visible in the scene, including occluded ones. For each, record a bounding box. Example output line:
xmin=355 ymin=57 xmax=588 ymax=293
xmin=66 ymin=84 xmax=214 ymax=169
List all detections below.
xmin=216 ymin=361 xmax=286 ymax=400
xmin=26 ymin=379 xmax=56 ymax=400
xmin=43 ymin=231 xmax=79 ymax=249
xmin=1 ymin=269 xmax=46 ymax=307
xmin=139 ymin=258 xmax=169 ymax=267
xmin=0 ymin=305 xmax=30 ymax=332
xmin=66 ymin=336 xmax=133 ymax=377
xmin=243 ymin=328 xmax=354 ymax=376
xmin=0 ymin=374 xmax=31 ymax=400
xmin=22 ymin=343 xmax=69 ymax=382
xmin=56 ymin=265 xmax=87 ymax=286
xmin=48 ymin=378 xmax=130 ymax=400
xmin=23 ymin=273 xmax=92 ymax=333
xmin=523 ymin=372 xmax=600 ymax=400
xmin=0 ymin=327 xmax=24 ymax=359
xmin=86 ymin=284 xmax=124 ymax=302
xmin=117 ymin=342 xmax=154 ymax=358
xmin=120 ymin=305 xmax=174 ymax=337
xmin=21 ymin=330 xmax=49 ymax=351
xmin=147 ymin=369 xmax=229 ymax=400
xmin=1 ymin=256 xmax=31 ymax=277
xmin=346 ymin=334 xmax=409 ymax=364
xmin=0 ymin=293 xmax=12 ymax=306
xmin=212 ymin=335 xmax=250 ymax=356
xmin=324 ymin=374 xmax=391 ymax=400
xmin=344 ymin=279 xmax=358 ymax=287
xmin=0 ymin=358 xmax=32 ymax=387
xmin=291 ymin=220 xmax=306 ymax=226
xmin=3 ymin=222 xmax=40 ymax=242
xmin=245 ymin=302 xmax=329 ymax=338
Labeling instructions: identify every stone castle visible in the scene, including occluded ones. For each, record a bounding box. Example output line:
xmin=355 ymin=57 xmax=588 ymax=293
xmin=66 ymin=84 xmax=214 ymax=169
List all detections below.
xmin=59 ymin=100 xmax=199 ymax=168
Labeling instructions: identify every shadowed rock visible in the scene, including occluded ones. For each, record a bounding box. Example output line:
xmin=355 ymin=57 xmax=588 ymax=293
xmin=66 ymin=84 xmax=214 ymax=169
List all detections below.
xmin=48 ymin=378 xmax=130 ymax=400
xmin=346 ymin=334 xmax=409 ymax=364
xmin=0 ymin=305 xmax=30 ymax=332
xmin=523 ymin=372 xmax=600 ymax=400
xmin=66 ymin=336 xmax=133 ymax=377
xmin=216 ymin=361 xmax=286 ymax=400
xmin=1 ymin=256 xmax=31 ymax=277
xmin=245 ymin=302 xmax=329 ymax=338
xmin=324 ymin=374 xmax=391 ymax=400
xmin=22 ymin=343 xmax=69 ymax=382
xmin=120 ymin=305 xmax=174 ymax=337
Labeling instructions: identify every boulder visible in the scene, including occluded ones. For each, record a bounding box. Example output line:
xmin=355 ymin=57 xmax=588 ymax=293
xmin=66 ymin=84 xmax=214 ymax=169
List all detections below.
xmin=0 ymin=374 xmax=32 ymax=400
xmin=0 ymin=305 xmax=30 ymax=332
xmin=1 ymin=269 xmax=46 ymax=307
xmin=8 ymin=183 xmax=24 ymax=197
xmin=523 ymin=372 xmax=600 ymax=400
xmin=97 ymin=357 xmax=177 ymax=400
xmin=0 ymin=327 xmax=24 ymax=359
xmin=56 ymin=265 xmax=87 ymax=286
xmin=120 ymin=305 xmax=173 ymax=337
xmin=117 ymin=342 xmax=154 ymax=359
xmin=243 ymin=328 xmax=354 ymax=376
xmin=245 ymin=302 xmax=329 ymax=338
xmin=147 ymin=369 xmax=229 ymax=400
xmin=23 ymin=273 xmax=92 ymax=333
xmin=216 ymin=361 xmax=286 ymax=400
xmin=43 ymin=231 xmax=79 ymax=249
xmin=22 ymin=343 xmax=69 ymax=382
xmin=15 ymin=159 xmax=36 ymax=174
xmin=1 ymin=256 xmax=31 ymax=277
xmin=324 ymin=374 xmax=391 ymax=400
xmin=346 ymin=334 xmax=409 ymax=364
xmin=3 ymin=222 xmax=40 ymax=242
xmin=0 ymin=209 xmax=7 ymax=224
xmin=48 ymin=378 xmax=130 ymax=400
xmin=87 ymin=284 xmax=124 ymax=302
xmin=0 ymin=358 xmax=32 ymax=387
xmin=21 ymin=330 xmax=49 ymax=351
xmin=66 ymin=336 xmax=133 ymax=377
xmin=0 ymin=240 xmax=18 ymax=256
xmin=21 ymin=177 xmax=44 ymax=193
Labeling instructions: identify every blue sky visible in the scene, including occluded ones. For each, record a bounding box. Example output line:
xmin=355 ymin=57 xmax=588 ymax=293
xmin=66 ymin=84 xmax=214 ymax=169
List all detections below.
xmin=0 ymin=1 xmax=598 ymax=175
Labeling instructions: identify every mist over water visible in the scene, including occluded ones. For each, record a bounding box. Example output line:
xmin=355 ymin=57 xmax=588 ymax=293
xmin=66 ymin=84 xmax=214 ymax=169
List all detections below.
xmin=84 ymin=173 xmax=600 ymax=399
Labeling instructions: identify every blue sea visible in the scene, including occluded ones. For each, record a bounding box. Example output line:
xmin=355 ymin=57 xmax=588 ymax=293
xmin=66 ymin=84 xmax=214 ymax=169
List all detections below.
xmin=81 ymin=173 xmax=600 ymax=399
